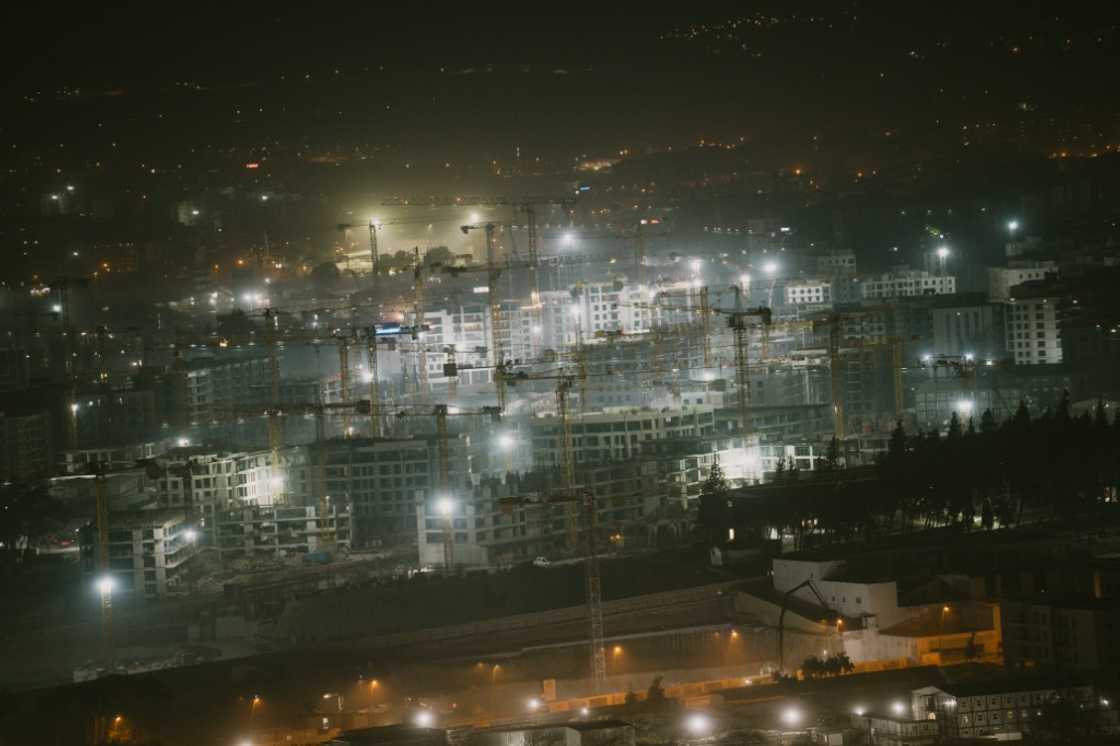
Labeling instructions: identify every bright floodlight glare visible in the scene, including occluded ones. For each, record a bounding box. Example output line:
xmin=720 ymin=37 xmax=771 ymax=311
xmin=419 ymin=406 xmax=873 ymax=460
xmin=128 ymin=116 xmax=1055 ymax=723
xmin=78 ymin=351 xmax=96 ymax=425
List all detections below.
xmin=781 ymin=708 xmax=801 ymax=726
xmin=964 ymin=353 xmax=975 ymax=362
xmin=527 ymin=697 xmax=542 ymax=712
xmin=191 ymin=209 xmax=200 ymax=216
xmin=936 ymin=246 xmax=950 ymax=259
xmin=892 ymin=701 xmax=907 ymax=716
xmin=763 ymin=261 xmax=778 ymax=275
xmin=414 ymin=710 xmax=434 ymax=728
xmin=436 ymin=497 xmax=455 ymax=517
xmin=684 ymin=713 xmax=711 ymax=736
xmin=70 ymin=403 xmax=80 ymax=414
xmin=177 ymin=437 xmax=191 ymax=447
xmin=497 ymin=432 xmax=515 ymax=450
xmin=97 ymin=576 xmax=114 ymax=596
xmin=269 ymin=476 xmax=285 ymax=490
xmin=51 ymin=304 xmax=62 ymax=313
xmin=579 ymin=706 xmax=590 ymax=717
xmin=361 ymin=370 xmax=374 ymax=384
xmin=689 ymin=258 xmax=702 ymax=272
xmin=739 ymin=273 xmax=751 ymax=286
xmin=562 ymin=232 xmax=575 ymax=247
xmin=239 ymin=740 xmax=253 ymax=746
xmin=184 ymin=528 xmax=198 ymax=543
xmin=469 ymin=211 xmax=480 ymax=224
xmin=1008 ymin=219 xmax=1020 ymax=231
xmin=854 ymin=707 xmax=866 ymax=716
xmin=957 ymin=400 xmax=974 ymax=415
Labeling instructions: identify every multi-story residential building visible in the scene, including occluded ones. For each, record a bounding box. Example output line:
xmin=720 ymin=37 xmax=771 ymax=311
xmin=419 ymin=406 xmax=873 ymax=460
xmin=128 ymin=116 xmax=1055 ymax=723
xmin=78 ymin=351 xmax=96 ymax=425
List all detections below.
xmin=151 ymin=446 xmax=307 ymax=532
xmin=785 ymin=279 xmax=832 ymax=306
xmin=416 ymin=462 xmax=664 ymax=569
xmin=0 ymin=408 xmax=53 ymax=480
xmin=171 ymin=354 xmax=272 ymax=425
xmin=1001 ymin=596 xmax=1120 ymax=670
xmin=860 ymin=270 xmax=956 ymax=300
xmin=216 ymin=504 xmax=351 ymax=561
xmin=312 ymin=437 xmax=445 ymax=546
xmin=816 ymin=250 xmax=857 ymax=277
xmin=1004 ymin=287 xmax=1063 ymax=365
xmin=988 ymin=260 xmax=1058 ymax=301
xmin=62 ymin=441 xmax=165 ymax=474
xmin=910 ymin=678 xmax=1105 ymax=742
xmin=80 ymin=509 xmax=199 ymax=599
xmin=930 ymin=295 xmax=1008 ymax=360
xmin=73 ymin=387 xmax=159 ymax=447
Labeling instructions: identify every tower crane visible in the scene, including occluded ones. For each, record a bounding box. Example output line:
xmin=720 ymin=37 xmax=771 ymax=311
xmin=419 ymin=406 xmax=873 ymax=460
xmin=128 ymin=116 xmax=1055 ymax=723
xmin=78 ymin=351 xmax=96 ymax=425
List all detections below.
xmin=391 ymin=404 xmax=502 ymax=571
xmin=502 ymin=368 xmax=586 ymax=547
xmin=501 ymin=489 xmax=607 ymax=692
xmin=381 ymin=195 xmax=578 ymax=302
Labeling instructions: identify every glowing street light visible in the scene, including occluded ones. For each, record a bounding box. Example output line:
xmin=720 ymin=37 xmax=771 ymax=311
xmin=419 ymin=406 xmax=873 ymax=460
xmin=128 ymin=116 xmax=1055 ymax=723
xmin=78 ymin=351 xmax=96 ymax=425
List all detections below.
xmin=436 ymin=497 xmax=455 ymax=517
xmin=177 ymin=436 xmax=191 ymax=447
xmin=97 ymin=575 xmax=115 ymax=597
xmin=52 ymin=304 xmax=63 ymax=313
xmin=684 ymin=713 xmax=712 ymax=736
xmin=689 ymin=258 xmax=703 ymax=272
xmin=184 ymin=528 xmax=198 ymax=543
xmin=496 ymin=432 xmax=516 ymax=451
xmin=956 ymin=400 xmax=974 ymax=416
xmin=853 ymin=706 xmax=866 ymax=717
xmin=936 ymin=246 xmax=950 ymax=259
xmin=579 ymin=706 xmax=590 ymax=717
xmin=781 ymin=707 xmax=802 ymax=727
xmin=527 ymin=697 xmax=542 ymax=712
xmin=892 ymin=701 xmax=907 ymax=716
xmin=739 ymin=273 xmax=751 ymax=287
xmin=414 ymin=710 xmax=435 ymax=727
xmin=562 ymin=232 xmax=575 ymax=247
xmin=1008 ymin=219 xmax=1020 ymax=233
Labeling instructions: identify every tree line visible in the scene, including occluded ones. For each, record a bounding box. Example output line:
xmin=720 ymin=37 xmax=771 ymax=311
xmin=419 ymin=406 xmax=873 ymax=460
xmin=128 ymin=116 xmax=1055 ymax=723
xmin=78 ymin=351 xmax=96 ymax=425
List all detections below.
xmin=699 ymin=395 xmax=1120 ymax=548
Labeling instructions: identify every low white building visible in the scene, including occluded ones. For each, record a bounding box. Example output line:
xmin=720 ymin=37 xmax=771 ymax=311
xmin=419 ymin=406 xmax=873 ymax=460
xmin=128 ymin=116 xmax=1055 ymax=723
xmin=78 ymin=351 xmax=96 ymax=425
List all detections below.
xmin=785 ymin=279 xmax=832 ymax=306
xmin=860 ymin=270 xmax=956 ymax=300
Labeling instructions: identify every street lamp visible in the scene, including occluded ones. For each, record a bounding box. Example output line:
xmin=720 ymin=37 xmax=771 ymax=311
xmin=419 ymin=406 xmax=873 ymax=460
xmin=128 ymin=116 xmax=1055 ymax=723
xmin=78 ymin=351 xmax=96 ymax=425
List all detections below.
xmin=684 ymin=713 xmax=712 ymax=736
xmin=936 ymin=246 xmax=950 ymax=275
xmin=527 ymin=697 xmax=542 ymax=712
xmin=1008 ymin=219 xmax=1020 ymax=233
xmin=414 ymin=710 xmax=435 ymax=727
xmin=436 ymin=497 xmax=455 ymax=517
xmin=892 ymin=701 xmax=907 ymax=716
xmin=763 ymin=262 xmax=779 ymax=307
xmin=781 ymin=707 xmax=801 ymax=726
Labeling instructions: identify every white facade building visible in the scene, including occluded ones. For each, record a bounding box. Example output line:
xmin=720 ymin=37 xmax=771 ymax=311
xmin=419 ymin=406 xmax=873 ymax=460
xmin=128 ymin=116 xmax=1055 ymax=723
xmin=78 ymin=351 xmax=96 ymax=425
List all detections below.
xmin=1004 ymin=295 xmax=1063 ymax=365
xmin=988 ymin=261 xmax=1057 ymax=301
xmin=785 ymin=279 xmax=833 ymax=306
xmin=860 ymin=270 xmax=956 ymax=300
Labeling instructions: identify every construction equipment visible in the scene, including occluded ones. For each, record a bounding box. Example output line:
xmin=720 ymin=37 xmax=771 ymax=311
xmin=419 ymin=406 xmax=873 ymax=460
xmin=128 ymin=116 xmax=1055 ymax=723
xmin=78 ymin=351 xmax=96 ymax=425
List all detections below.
xmin=500 ymin=489 xmax=607 ymax=691
xmin=460 ymin=223 xmax=505 ymax=372
xmin=502 ymin=367 xmax=586 ymax=546
xmin=812 ymin=310 xmax=906 ymax=439
xmin=778 ymin=578 xmax=838 ymax=674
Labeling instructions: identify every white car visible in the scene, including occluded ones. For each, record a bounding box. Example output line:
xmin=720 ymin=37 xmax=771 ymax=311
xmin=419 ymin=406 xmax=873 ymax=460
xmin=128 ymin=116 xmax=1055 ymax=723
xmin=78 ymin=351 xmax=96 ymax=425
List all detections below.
xmin=532 ymin=556 xmax=551 ymax=568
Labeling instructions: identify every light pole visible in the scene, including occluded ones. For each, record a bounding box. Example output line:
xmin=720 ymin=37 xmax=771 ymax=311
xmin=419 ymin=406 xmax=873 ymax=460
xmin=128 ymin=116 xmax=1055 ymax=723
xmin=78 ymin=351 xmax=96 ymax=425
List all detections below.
xmin=96 ymin=575 xmax=115 ymax=666
xmin=936 ymin=246 xmax=950 ymax=275
xmin=763 ymin=262 xmax=779 ymax=307
xmin=436 ymin=497 xmax=455 ymax=572
xmin=780 ymin=706 xmax=802 ymax=745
